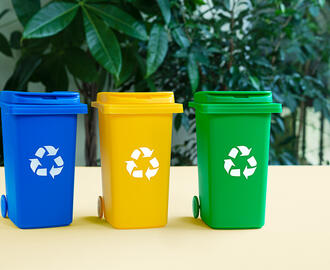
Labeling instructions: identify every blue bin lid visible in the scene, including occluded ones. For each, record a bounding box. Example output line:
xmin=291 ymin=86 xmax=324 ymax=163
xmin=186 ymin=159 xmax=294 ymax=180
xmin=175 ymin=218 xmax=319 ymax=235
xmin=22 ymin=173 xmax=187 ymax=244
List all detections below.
xmin=0 ymin=91 xmax=87 ymax=115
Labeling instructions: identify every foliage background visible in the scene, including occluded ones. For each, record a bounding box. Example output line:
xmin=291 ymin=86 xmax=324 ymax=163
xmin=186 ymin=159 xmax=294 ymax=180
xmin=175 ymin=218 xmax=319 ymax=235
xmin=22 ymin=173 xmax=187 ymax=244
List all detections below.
xmin=0 ymin=0 xmax=329 ymax=166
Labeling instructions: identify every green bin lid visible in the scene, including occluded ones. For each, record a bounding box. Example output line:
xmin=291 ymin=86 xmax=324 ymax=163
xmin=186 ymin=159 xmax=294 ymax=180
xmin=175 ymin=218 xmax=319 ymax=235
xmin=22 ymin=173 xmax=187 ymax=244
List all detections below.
xmin=189 ymin=91 xmax=282 ymax=114
xmin=193 ymin=91 xmax=273 ymax=104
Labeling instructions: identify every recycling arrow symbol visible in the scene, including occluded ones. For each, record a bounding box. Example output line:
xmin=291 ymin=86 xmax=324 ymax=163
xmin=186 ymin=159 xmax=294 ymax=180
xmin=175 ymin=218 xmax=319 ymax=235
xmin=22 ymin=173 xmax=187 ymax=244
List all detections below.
xmin=224 ymin=145 xmax=257 ymax=179
xmin=125 ymin=147 xmax=159 ymax=181
xmin=29 ymin=146 xmax=64 ymax=179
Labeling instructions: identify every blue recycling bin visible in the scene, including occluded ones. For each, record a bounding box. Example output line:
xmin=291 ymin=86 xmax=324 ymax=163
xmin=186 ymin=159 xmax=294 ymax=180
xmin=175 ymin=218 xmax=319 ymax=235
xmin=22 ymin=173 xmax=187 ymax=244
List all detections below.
xmin=0 ymin=91 xmax=87 ymax=229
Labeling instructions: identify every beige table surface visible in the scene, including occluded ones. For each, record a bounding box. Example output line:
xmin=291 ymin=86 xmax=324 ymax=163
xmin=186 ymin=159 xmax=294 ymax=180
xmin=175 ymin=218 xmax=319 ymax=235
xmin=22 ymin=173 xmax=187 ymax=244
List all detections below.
xmin=0 ymin=166 xmax=329 ymax=270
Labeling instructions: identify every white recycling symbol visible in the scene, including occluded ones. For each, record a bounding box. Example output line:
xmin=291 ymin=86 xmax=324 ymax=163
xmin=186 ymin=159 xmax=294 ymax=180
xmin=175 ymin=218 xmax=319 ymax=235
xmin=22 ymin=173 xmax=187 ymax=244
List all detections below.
xmin=29 ymin=146 xmax=64 ymax=179
xmin=224 ymin=145 xmax=257 ymax=179
xmin=125 ymin=147 xmax=159 ymax=181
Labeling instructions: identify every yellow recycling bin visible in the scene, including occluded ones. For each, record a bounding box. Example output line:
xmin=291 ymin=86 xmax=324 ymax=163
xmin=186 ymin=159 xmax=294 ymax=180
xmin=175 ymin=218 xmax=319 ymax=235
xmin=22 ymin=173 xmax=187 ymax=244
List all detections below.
xmin=92 ymin=92 xmax=183 ymax=229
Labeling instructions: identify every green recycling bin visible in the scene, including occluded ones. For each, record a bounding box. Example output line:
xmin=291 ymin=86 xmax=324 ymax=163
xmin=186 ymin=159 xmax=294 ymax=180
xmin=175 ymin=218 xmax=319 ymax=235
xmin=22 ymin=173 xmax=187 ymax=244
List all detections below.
xmin=189 ymin=91 xmax=282 ymax=229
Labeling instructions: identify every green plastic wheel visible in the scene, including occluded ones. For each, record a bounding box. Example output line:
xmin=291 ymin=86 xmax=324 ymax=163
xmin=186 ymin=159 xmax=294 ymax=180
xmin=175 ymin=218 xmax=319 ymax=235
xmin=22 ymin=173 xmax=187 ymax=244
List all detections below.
xmin=192 ymin=196 xmax=200 ymax=219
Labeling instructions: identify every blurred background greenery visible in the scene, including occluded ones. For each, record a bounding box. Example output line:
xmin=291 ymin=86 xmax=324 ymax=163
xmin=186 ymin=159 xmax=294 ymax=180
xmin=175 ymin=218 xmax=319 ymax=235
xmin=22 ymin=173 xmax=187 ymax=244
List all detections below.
xmin=0 ymin=0 xmax=329 ymax=166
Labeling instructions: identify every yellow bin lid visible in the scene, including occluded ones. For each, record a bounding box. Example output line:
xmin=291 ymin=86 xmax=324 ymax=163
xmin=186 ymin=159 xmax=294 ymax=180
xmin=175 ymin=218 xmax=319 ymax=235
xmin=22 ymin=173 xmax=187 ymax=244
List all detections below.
xmin=92 ymin=92 xmax=183 ymax=114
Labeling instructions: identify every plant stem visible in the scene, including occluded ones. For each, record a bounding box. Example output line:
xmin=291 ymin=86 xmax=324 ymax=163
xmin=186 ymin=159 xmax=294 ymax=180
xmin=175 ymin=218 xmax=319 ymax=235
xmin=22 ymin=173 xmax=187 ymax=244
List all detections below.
xmin=227 ymin=0 xmax=235 ymax=71
xmin=295 ymin=100 xmax=305 ymax=160
xmin=271 ymin=1 xmax=301 ymax=65
xmin=319 ymin=110 xmax=324 ymax=165
xmin=302 ymin=104 xmax=306 ymax=161
xmin=292 ymin=111 xmax=297 ymax=152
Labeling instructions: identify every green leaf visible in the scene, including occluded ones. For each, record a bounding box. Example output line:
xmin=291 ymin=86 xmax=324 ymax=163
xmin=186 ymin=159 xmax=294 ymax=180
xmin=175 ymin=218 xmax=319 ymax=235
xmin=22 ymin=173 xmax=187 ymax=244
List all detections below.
xmin=172 ymin=27 xmax=190 ymax=48
xmin=185 ymin=0 xmax=205 ymax=11
xmin=10 ymin=31 xmax=22 ymax=49
xmin=187 ymin=53 xmax=199 ymax=92
xmin=0 ymin=33 xmax=12 ymax=57
xmin=146 ymin=24 xmax=168 ymax=77
xmin=51 ymin=11 xmax=85 ymax=49
xmin=181 ymin=113 xmax=190 ymax=131
xmin=318 ymin=0 xmax=325 ymax=7
xmin=22 ymin=38 xmax=50 ymax=54
xmin=192 ymin=46 xmax=209 ymax=66
xmin=38 ymin=54 xmax=69 ymax=91
xmin=280 ymin=3 xmax=285 ymax=13
xmin=174 ymin=113 xmax=182 ymax=131
xmin=157 ymin=0 xmax=171 ymax=24
xmin=12 ymin=0 xmax=40 ymax=26
xmin=23 ymin=2 xmax=79 ymax=39
xmin=275 ymin=116 xmax=285 ymax=132
xmin=309 ymin=5 xmax=320 ymax=17
xmin=280 ymin=152 xmax=294 ymax=165
xmin=237 ymin=1 xmax=249 ymax=8
xmin=135 ymin=53 xmax=146 ymax=81
xmin=249 ymin=76 xmax=260 ymax=90
xmin=131 ymin=0 xmax=160 ymax=15
xmin=115 ymin=49 xmax=135 ymax=87
xmin=65 ymin=48 xmax=98 ymax=82
xmin=146 ymin=77 xmax=156 ymax=91
xmin=83 ymin=8 xmax=122 ymax=77
xmin=85 ymin=4 xmax=148 ymax=41
xmin=223 ymin=0 xmax=231 ymax=11
xmin=4 ymin=55 xmax=42 ymax=90
xmin=97 ymin=68 xmax=107 ymax=89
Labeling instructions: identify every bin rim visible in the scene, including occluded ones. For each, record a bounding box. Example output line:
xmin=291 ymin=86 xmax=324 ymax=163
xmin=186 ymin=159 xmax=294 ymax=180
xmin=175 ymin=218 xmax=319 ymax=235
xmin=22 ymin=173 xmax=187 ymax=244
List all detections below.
xmin=0 ymin=91 xmax=87 ymax=115
xmin=192 ymin=90 xmax=275 ymax=104
xmin=189 ymin=102 xmax=282 ymax=114
xmin=92 ymin=102 xmax=183 ymax=114
xmin=0 ymin=91 xmax=82 ymax=105
xmin=95 ymin=91 xmax=177 ymax=104
xmin=92 ymin=91 xmax=183 ymax=114
xmin=0 ymin=103 xmax=88 ymax=115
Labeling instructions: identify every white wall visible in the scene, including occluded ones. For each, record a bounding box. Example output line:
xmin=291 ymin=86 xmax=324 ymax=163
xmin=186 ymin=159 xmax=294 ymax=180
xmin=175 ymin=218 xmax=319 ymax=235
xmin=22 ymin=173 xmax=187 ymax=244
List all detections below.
xmin=302 ymin=108 xmax=330 ymax=165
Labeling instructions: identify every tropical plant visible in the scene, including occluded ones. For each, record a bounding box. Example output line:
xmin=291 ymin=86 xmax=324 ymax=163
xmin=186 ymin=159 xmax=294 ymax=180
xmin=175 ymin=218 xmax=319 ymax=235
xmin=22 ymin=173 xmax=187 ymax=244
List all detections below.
xmin=159 ymin=0 xmax=330 ymax=165
xmin=5 ymin=0 xmax=176 ymax=165
xmin=1 ymin=0 xmax=329 ymax=166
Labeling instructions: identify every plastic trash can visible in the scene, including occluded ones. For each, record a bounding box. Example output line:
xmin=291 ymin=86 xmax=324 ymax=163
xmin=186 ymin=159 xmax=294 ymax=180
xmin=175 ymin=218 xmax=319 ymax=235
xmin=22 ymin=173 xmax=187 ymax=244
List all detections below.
xmin=92 ymin=92 xmax=183 ymax=229
xmin=0 ymin=91 xmax=87 ymax=229
xmin=189 ymin=91 xmax=282 ymax=229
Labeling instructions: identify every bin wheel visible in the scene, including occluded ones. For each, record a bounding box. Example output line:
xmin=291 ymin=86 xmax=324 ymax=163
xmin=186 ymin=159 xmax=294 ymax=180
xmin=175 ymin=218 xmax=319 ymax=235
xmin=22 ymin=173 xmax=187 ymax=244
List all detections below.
xmin=192 ymin=196 xmax=200 ymax=219
xmin=97 ymin=196 xmax=104 ymax=219
xmin=1 ymin=195 xmax=8 ymax=218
